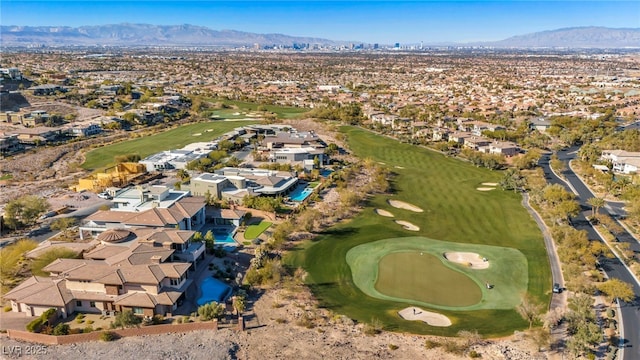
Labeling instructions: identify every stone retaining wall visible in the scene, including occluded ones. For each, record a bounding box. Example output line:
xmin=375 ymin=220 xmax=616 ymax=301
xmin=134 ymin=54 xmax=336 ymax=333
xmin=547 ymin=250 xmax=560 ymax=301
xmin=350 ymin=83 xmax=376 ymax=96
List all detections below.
xmin=7 ymin=320 xmax=219 ymax=345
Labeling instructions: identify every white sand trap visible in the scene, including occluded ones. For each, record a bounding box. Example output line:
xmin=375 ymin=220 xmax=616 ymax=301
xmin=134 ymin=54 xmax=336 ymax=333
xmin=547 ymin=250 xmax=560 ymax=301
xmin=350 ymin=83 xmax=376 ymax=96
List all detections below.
xmin=395 ymin=220 xmax=420 ymax=231
xmin=482 ymin=182 xmax=498 ymax=186
xmin=476 ymin=187 xmax=495 ymax=191
xmin=192 ymin=133 xmax=202 ymax=136
xmin=395 ymin=166 xmax=405 ymax=169
xmin=388 ymin=200 xmax=424 ymax=213
xmin=398 ymin=307 xmax=451 ymax=327
xmin=205 ymin=129 xmax=214 ymax=132
xmin=375 ymin=209 xmax=394 ymax=217
xmin=444 ymin=252 xmax=489 ymax=269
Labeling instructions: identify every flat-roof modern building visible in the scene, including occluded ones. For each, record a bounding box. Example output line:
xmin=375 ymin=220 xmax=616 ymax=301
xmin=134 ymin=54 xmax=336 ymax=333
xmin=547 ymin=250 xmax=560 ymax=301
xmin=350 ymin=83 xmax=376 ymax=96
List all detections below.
xmin=139 ymin=143 xmax=216 ymax=172
xmin=189 ymin=167 xmax=298 ymax=201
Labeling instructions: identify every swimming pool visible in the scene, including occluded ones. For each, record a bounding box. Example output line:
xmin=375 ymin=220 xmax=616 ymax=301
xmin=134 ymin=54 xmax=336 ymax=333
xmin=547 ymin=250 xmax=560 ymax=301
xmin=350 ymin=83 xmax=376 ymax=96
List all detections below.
xmin=197 ymin=277 xmax=232 ymax=306
xmin=320 ymin=169 xmax=333 ymax=177
xmin=213 ymin=228 xmax=237 ymax=245
xmin=290 ymin=185 xmax=313 ymax=202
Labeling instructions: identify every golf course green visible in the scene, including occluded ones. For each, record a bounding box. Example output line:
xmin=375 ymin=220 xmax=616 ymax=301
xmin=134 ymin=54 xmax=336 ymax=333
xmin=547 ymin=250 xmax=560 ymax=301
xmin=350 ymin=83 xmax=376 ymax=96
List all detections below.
xmin=377 ymin=252 xmax=482 ymax=307
xmin=346 ymin=237 xmax=528 ymax=310
xmin=286 ymin=127 xmax=551 ymax=336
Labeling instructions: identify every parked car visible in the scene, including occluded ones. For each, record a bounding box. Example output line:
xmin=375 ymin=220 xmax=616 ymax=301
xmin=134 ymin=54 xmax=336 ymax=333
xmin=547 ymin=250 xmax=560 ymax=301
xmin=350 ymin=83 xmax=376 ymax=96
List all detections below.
xmin=97 ymin=192 xmax=112 ymax=200
xmin=552 ymin=283 xmax=562 ymax=293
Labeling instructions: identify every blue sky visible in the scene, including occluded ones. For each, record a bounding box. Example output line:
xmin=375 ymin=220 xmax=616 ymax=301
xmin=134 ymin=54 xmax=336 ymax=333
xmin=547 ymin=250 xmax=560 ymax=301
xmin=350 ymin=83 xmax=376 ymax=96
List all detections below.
xmin=2 ymin=1 xmax=639 ymax=43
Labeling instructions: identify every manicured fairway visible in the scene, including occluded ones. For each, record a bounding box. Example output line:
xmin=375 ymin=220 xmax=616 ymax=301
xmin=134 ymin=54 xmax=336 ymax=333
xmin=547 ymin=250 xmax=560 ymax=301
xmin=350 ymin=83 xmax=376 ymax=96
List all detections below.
xmin=82 ymin=121 xmax=256 ymax=170
xmin=205 ymin=99 xmax=309 ymax=119
xmin=286 ymin=127 xmax=550 ymax=336
xmin=377 ymin=252 xmax=482 ymax=307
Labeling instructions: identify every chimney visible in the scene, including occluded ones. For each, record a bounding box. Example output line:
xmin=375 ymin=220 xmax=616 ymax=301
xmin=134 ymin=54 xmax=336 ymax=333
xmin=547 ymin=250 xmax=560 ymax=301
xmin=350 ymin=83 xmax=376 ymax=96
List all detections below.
xmin=162 ymin=241 xmax=172 ymax=250
xmin=150 ymin=255 xmax=162 ymax=264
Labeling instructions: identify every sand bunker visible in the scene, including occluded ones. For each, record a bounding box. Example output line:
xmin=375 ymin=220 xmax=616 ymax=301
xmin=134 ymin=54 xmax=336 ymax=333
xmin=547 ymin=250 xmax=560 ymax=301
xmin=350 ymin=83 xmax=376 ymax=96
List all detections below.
xmin=395 ymin=220 xmax=420 ymax=231
xmin=395 ymin=166 xmax=405 ymax=169
xmin=375 ymin=209 xmax=394 ymax=217
xmin=444 ymin=252 xmax=489 ymax=269
xmin=388 ymin=200 xmax=424 ymax=213
xmin=482 ymin=182 xmax=498 ymax=186
xmin=398 ymin=307 xmax=451 ymax=327
xmin=476 ymin=187 xmax=495 ymax=191
xmin=192 ymin=133 xmax=202 ymax=136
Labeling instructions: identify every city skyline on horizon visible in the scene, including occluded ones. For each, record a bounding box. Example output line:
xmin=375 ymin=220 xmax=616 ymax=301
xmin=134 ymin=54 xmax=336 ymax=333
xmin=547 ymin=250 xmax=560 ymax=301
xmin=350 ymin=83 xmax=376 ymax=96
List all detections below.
xmin=1 ymin=1 xmax=639 ymax=44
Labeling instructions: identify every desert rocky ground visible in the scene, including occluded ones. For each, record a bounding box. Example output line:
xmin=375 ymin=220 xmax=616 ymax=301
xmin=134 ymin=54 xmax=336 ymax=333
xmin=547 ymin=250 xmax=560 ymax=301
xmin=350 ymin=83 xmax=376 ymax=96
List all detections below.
xmin=0 ymin=285 xmax=548 ymax=360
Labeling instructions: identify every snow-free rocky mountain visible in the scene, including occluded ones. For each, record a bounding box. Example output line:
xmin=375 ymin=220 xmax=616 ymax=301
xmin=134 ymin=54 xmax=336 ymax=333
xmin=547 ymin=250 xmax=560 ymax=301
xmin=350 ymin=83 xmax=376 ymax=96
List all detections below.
xmin=1 ymin=24 xmax=639 ymax=48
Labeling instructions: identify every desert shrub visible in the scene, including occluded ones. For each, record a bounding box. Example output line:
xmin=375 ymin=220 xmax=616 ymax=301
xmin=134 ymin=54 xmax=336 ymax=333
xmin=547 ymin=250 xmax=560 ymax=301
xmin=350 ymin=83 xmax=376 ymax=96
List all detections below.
xmin=100 ymin=331 xmax=116 ymax=342
xmin=275 ymin=318 xmax=287 ymax=324
xmin=607 ymin=308 xmax=615 ymax=318
xmin=76 ymin=313 xmax=85 ymax=319
xmin=52 ymin=323 xmax=70 ymax=335
xmin=363 ymin=317 xmax=383 ymax=336
xmin=296 ymin=313 xmax=315 ymax=329
xmin=87 ymin=320 xmax=94 ymax=325
xmin=83 ymin=326 xmax=94 ymax=333
xmin=76 ymin=318 xmax=85 ymax=324
xmin=469 ymin=350 xmax=482 ymax=358
xmin=176 ymin=317 xmax=183 ymax=324
xmin=183 ymin=315 xmax=190 ymax=323
xmin=69 ymin=328 xmax=82 ymax=334
xmin=26 ymin=317 xmax=44 ymax=333
xmin=425 ymin=339 xmax=441 ymax=349
xmin=197 ymin=302 xmax=226 ymax=321
xmin=442 ymin=340 xmax=465 ymax=355
xmin=4 ymin=305 xmax=12 ymax=312
xmin=388 ymin=344 xmax=399 ymax=351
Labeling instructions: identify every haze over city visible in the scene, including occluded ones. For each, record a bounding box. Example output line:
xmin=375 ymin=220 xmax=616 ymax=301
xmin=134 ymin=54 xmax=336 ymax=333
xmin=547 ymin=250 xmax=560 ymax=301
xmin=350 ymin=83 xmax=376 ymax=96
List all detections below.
xmin=2 ymin=0 xmax=639 ymax=44
xmin=2 ymin=0 xmax=640 ymax=359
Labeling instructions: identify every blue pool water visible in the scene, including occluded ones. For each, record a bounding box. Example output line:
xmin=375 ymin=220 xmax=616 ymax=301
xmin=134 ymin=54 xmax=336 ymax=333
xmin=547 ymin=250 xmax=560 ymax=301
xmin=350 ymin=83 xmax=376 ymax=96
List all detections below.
xmin=320 ymin=169 xmax=333 ymax=177
xmin=213 ymin=229 xmax=236 ymax=245
xmin=197 ymin=277 xmax=232 ymax=306
xmin=290 ymin=186 xmax=313 ymax=202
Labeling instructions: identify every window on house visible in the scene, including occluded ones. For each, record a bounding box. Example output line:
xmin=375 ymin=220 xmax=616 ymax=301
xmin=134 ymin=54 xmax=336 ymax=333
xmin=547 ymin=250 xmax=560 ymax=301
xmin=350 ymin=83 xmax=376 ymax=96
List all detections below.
xmin=76 ymin=301 xmax=82 ymax=307
xmin=90 ymin=301 xmax=96 ymax=308
xmin=132 ymin=307 xmax=144 ymax=315
xmin=170 ymin=278 xmax=180 ymax=286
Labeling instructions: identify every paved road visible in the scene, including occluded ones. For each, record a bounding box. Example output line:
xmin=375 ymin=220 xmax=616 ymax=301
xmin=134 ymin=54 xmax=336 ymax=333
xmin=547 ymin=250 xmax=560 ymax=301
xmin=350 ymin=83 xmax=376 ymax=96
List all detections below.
xmin=540 ymin=148 xmax=640 ymax=360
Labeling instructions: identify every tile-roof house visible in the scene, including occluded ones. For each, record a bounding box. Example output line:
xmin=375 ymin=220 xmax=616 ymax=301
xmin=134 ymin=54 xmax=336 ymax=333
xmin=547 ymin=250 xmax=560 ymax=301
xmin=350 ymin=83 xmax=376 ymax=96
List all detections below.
xmin=4 ymin=254 xmax=193 ymax=319
xmin=79 ymin=196 xmax=205 ymax=240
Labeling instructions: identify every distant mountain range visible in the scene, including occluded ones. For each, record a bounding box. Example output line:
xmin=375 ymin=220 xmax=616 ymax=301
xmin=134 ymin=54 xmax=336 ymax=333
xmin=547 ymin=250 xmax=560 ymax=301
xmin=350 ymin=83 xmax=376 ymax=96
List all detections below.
xmin=1 ymin=24 xmax=639 ymax=48
xmin=484 ymin=27 xmax=640 ymax=48
xmin=0 ymin=23 xmax=343 ymax=47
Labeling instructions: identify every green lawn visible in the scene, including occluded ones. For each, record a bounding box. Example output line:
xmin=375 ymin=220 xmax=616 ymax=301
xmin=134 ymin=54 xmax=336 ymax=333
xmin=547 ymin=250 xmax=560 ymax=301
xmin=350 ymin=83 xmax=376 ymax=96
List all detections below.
xmin=205 ymin=99 xmax=310 ymax=119
xmin=347 ymin=237 xmax=528 ymax=310
xmin=0 ymin=174 xmax=13 ymax=180
xmin=244 ymin=221 xmax=273 ymax=240
xmin=82 ymin=121 xmax=257 ymax=170
xmin=285 ymin=127 xmax=551 ymax=336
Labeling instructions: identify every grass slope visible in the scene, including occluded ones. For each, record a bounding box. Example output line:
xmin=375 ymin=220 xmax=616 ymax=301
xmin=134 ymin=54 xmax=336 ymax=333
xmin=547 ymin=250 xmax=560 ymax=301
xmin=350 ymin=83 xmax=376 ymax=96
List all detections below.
xmin=244 ymin=221 xmax=273 ymax=240
xmin=286 ymin=127 xmax=550 ymax=336
xmin=82 ymin=121 xmax=256 ymax=170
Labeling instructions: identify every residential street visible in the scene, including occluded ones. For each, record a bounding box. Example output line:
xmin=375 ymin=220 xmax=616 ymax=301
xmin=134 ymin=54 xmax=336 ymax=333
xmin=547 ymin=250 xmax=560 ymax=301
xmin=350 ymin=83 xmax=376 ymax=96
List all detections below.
xmin=540 ymin=148 xmax=640 ymax=360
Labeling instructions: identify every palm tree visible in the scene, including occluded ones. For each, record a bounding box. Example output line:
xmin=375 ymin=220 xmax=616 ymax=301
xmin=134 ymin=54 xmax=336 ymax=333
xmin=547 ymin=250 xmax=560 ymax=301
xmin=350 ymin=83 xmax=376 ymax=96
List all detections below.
xmin=587 ymin=197 xmax=605 ymax=218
